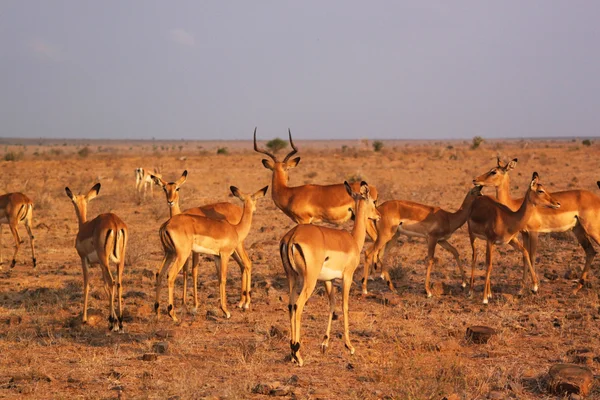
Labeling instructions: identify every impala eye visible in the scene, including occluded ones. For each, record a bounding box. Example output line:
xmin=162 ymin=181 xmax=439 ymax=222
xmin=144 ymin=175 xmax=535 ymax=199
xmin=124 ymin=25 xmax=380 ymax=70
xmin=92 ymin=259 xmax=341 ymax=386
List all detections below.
xmin=490 ymin=171 xmax=497 ymax=175
xmin=537 ymin=190 xmax=544 ymax=194
xmin=176 ymin=188 xmax=180 ymax=192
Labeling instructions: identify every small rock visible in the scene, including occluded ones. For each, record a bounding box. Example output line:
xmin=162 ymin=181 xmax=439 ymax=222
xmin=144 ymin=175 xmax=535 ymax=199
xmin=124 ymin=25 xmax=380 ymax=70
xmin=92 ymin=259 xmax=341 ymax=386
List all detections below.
xmin=153 ymin=341 xmax=169 ymax=354
xmin=465 ymin=326 xmax=496 ymax=344
xmin=548 ymin=364 xmax=594 ymax=396
xmin=142 ymin=353 xmax=158 ymax=362
xmin=487 ymin=390 xmax=505 ymax=399
xmin=155 ymin=329 xmax=176 ymax=339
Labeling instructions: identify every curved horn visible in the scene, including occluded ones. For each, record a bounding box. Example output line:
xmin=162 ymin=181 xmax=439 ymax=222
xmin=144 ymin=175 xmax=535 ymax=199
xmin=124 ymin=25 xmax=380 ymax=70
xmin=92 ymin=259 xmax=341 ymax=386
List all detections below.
xmin=253 ymin=127 xmax=277 ymax=161
xmin=283 ymin=128 xmax=299 ymax=162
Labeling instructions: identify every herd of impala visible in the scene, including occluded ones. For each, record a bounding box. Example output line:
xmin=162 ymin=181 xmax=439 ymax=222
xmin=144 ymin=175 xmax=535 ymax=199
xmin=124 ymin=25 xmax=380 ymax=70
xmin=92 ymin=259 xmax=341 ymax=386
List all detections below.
xmin=1 ymin=130 xmax=599 ymax=366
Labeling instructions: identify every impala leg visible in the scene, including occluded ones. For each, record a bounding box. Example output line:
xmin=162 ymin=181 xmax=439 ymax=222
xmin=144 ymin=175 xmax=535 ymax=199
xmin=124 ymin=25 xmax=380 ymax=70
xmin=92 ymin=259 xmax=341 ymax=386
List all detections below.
xmin=286 ymin=270 xmax=299 ymax=363
xmin=509 ymin=238 xmax=538 ymax=293
xmin=483 ymin=241 xmax=494 ymax=304
xmin=527 ymin=232 xmax=538 ymax=279
xmin=0 ymin=224 xmax=3 ymax=263
xmin=8 ymin=222 xmax=21 ymax=268
xmin=438 ymin=239 xmax=465 ymax=288
xmin=81 ymin=258 xmax=90 ymax=324
xmin=191 ymin=252 xmax=200 ymax=312
xmin=116 ymin=258 xmax=124 ymax=331
xmin=363 ymin=223 xmax=395 ymax=294
xmin=291 ymin=275 xmax=317 ymax=367
xmin=217 ymin=254 xmax=232 ymax=318
xmin=238 ymin=245 xmax=253 ymax=309
xmin=154 ymin=253 xmax=172 ymax=320
xmin=321 ymin=281 xmax=336 ymax=353
xmin=181 ymin=257 xmax=189 ymax=308
xmin=424 ymin=237 xmax=438 ymax=298
xmin=468 ymin=233 xmax=477 ymax=298
xmin=166 ymin=255 xmax=186 ymax=322
xmin=378 ymin=233 xmax=399 ymax=292
xmin=24 ymin=208 xmax=36 ymax=268
xmin=341 ymin=274 xmax=355 ymax=355
xmin=99 ymin=260 xmax=117 ymax=331
xmin=572 ymin=223 xmax=598 ymax=294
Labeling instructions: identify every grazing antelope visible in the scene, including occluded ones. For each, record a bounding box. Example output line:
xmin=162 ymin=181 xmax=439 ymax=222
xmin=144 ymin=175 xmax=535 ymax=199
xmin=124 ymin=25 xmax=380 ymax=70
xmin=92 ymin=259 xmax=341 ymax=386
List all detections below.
xmin=363 ymin=185 xmax=483 ymax=297
xmin=135 ymin=167 xmax=161 ymax=196
xmin=280 ymin=181 xmax=380 ymax=366
xmin=151 ymin=170 xmax=254 ymax=310
xmin=0 ymin=193 xmax=36 ymax=268
xmin=474 ymin=158 xmax=600 ymax=294
xmin=468 ymin=172 xmax=560 ymax=303
xmin=65 ymin=184 xmax=128 ymax=331
xmin=254 ymin=128 xmax=378 ymax=225
xmin=155 ymin=185 xmax=267 ymax=321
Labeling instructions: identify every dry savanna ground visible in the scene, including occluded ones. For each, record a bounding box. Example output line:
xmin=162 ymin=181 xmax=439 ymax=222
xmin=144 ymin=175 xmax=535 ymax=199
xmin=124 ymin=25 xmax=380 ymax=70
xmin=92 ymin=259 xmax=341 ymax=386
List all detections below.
xmin=0 ymin=138 xmax=599 ymax=399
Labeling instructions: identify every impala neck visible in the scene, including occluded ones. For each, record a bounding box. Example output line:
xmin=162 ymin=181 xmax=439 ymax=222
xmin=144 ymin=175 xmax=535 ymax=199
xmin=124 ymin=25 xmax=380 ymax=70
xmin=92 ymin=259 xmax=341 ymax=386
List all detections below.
xmin=235 ymin=199 xmax=255 ymax=242
xmin=351 ymin=198 xmax=368 ymax=251
xmin=169 ymin=202 xmax=182 ymax=217
xmin=447 ymin=193 xmax=474 ymax=232
xmin=74 ymin=202 xmax=88 ymax=227
xmin=271 ymin=169 xmax=292 ymax=208
xmin=510 ymin=188 xmax=536 ymax=234
xmin=496 ymin=174 xmax=513 ymax=205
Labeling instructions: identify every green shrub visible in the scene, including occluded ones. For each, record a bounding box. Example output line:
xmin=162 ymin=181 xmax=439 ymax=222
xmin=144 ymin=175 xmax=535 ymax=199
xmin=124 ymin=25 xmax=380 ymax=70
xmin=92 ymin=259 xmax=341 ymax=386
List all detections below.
xmin=78 ymin=147 xmax=91 ymax=158
xmin=471 ymin=136 xmax=484 ymax=150
xmin=372 ymin=141 xmax=384 ymax=152
xmin=4 ymin=151 xmax=24 ymax=162
xmin=266 ymin=138 xmax=288 ymax=153
xmin=217 ymin=147 xmax=228 ymax=155
xmin=582 ymin=139 xmax=592 ymax=146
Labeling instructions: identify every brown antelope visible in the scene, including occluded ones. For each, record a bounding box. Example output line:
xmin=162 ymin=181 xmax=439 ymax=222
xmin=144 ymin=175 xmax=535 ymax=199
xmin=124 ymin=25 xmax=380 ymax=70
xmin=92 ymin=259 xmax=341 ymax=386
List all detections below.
xmin=468 ymin=172 xmax=560 ymax=303
xmin=0 ymin=193 xmax=36 ymax=268
xmin=135 ymin=167 xmax=161 ymax=196
xmin=280 ymin=181 xmax=380 ymax=366
xmin=155 ymin=185 xmax=267 ymax=321
xmin=65 ymin=184 xmax=128 ymax=331
xmin=474 ymin=158 xmax=600 ymax=294
xmin=254 ymin=128 xmax=378 ymax=225
xmin=151 ymin=170 xmax=254 ymax=310
xmin=363 ymin=185 xmax=483 ymax=297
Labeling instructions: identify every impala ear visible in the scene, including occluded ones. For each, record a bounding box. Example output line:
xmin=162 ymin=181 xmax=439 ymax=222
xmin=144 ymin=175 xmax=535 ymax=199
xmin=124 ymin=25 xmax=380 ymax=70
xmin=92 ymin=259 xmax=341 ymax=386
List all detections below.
xmin=253 ymin=186 xmax=268 ymax=199
xmin=262 ymin=159 xmax=275 ymax=170
xmin=344 ymin=181 xmax=353 ymax=197
xmin=359 ymin=181 xmax=370 ymax=197
xmin=230 ymin=186 xmax=244 ymax=200
xmin=506 ymin=158 xmax=518 ymax=171
xmin=286 ymin=157 xmax=301 ymax=169
xmin=175 ymin=170 xmax=188 ymax=186
xmin=150 ymin=174 xmax=166 ymax=187
xmin=530 ymin=172 xmax=539 ymax=188
xmin=86 ymin=183 xmax=101 ymax=200
xmin=65 ymin=187 xmax=74 ymax=200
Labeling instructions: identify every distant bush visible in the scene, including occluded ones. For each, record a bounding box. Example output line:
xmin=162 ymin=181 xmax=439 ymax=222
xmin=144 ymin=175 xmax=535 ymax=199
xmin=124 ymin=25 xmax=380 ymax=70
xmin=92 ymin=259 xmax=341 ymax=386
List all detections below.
xmin=471 ymin=136 xmax=484 ymax=150
xmin=582 ymin=139 xmax=592 ymax=146
xmin=266 ymin=138 xmax=288 ymax=153
xmin=78 ymin=147 xmax=91 ymax=158
xmin=4 ymin=151 xmax=24 ymax=162
xmin=217 ymin=147 xmax=228 ymax=155
xmin=50 ymin=148 xmax=63 ymax=156
xmin=372 ymin=141 xmax=384 ymax=152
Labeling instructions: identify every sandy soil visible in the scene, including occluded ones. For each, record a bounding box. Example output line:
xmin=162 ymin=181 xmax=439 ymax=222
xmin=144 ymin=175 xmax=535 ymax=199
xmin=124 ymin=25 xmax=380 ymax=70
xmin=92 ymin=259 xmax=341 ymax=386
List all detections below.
xmin=0 ymin=139 xmax=598 ymax=399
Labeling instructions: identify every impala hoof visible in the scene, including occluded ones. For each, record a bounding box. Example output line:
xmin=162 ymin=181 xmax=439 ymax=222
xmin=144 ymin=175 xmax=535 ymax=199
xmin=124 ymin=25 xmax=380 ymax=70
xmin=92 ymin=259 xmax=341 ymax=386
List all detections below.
xmin=320 ymin=344 xmax=328 ymax=354
xmin=532 ymin=284 xmax=539 ymax=293
xmin=461 ymin=282 xmax=467 ymax=288
xmin=426 ymin=292 xmax=432 ymax=299
xmin=482 ymin=298 xmax=488 ymax=305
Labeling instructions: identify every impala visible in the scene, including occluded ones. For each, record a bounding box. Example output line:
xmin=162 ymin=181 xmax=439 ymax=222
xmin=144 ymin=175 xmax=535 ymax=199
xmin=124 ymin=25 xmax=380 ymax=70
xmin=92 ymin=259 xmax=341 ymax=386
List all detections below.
xmin=65 ymin=183 xmax=128 ymax=331
xmin=135 ymin=167 xmax=161 ymax=196
xmin=155 ymin=185 xmax=267 ymax=321
xmin=280 ymin=181 xmax=380 ymax=366
xmin=151 ymin=170 xmax=254 ymax=310
xmin=0 ymin=193 xmax=36 ymax=268
xmin=474 ymin=158 xmax=600 ymax=294
xmin=363 ymin=185 xmax=483 ymax=297
xmin=468 ymin=172 xmax=560 ymax=303
xmin=254 ymin=128 xmax=378 ymax=225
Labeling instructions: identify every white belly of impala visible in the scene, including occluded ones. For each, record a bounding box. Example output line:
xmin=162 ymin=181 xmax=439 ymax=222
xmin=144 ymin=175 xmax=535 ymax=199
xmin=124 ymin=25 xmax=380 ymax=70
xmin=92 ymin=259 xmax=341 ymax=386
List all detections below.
xmin=318 ymin=266 xmax=343 ymax=281
xmin=192 ymin=244 xmax=219 ymax=255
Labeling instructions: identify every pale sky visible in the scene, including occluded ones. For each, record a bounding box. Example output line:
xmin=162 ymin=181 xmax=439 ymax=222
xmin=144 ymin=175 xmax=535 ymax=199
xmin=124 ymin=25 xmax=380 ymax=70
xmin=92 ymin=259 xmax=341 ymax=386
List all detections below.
xmin=1 ymin=1 xmax=599 ymax=140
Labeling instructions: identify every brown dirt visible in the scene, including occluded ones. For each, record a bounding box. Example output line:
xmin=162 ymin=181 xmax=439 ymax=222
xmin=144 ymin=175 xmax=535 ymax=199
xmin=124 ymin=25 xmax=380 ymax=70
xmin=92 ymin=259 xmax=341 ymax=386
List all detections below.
xmin=0 ymin=139 xmax=599 ymax=399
